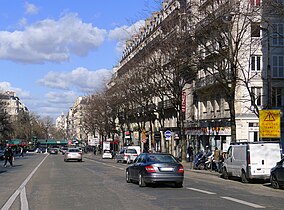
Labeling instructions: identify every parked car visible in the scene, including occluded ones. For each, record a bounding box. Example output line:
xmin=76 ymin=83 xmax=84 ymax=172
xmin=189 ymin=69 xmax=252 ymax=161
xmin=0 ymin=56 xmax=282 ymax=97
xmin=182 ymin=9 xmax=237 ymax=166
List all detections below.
xmin=102 ymin=150 xmax=113 ymax=159
xmin=126 ymin=153 xmax=184 ymax=188
xmin=270 ymin=157 xmax=284 ymax=189
xmin=221 ymin=142 xmax=282 ymax=183
xmin=64 ymin=148 xmax=82 ymax=162
xmin=116 ymin=148 xmax=138 ymax=164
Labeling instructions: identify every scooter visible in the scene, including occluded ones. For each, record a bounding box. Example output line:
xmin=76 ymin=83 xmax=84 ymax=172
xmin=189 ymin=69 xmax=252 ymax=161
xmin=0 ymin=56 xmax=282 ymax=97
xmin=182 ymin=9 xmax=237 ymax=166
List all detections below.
xmin=194 ymin=150 xmax=212 ymax=170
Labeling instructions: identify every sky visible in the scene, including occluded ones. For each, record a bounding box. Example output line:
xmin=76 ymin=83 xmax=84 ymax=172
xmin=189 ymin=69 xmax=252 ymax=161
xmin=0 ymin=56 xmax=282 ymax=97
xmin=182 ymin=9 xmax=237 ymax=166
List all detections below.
xmin=0 ymin=0 xmax=162 ymax=121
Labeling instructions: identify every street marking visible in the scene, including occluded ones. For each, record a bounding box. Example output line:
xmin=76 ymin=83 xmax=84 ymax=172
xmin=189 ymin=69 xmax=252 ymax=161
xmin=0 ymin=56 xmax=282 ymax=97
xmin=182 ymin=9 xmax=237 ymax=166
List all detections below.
xmin=1 ymin=154 xmax=49 ymax=210
xmin=186 ymin=187 xmax=216 ymax=195
xmin=20 ymin=187 xmax=29 ymax=210
xmin=85 ymin=158 xmax=125 ymax=171
xmin=221 ymin=196 xmax=265 ymax=209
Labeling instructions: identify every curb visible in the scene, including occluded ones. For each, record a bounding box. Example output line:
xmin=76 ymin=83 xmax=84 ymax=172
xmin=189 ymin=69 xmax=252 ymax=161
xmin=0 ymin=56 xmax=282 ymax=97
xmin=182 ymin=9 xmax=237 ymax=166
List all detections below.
xmin=84 ymin=153 xmax=221 ymax=177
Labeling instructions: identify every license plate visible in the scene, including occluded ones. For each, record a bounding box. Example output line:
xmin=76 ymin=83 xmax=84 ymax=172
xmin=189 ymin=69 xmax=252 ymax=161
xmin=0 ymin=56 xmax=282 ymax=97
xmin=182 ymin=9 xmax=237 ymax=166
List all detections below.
xmin=160 ymin=167 xmax=174 ymax=172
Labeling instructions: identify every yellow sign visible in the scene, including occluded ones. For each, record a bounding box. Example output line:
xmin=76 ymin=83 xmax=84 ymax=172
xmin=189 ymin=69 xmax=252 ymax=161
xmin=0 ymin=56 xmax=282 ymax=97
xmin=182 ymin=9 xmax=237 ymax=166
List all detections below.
xmin=259 ymin=110 xmax=281 ymax=138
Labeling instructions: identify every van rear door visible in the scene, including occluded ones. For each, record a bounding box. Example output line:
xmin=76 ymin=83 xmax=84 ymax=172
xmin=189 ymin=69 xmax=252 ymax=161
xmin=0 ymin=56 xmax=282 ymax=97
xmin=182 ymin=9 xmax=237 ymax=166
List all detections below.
xmin=249 ymin=143 xmax=281 ymax=177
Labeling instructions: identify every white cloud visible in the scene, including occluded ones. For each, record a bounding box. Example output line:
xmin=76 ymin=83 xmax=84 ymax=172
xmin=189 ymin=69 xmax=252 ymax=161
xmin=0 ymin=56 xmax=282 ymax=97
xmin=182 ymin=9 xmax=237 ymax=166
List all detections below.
xmin=46 ymin=91 xmax=78 ymax=104
xmin=108 ymin=20 xmax=145 ymax=53
xmin=0 ymin=81 xmax=30 ymax=99
xmin=39 ymin=67 xmax=113 ymax=93
xmin=25 ymin=2 xmax=39 ymax=15
xmin=0 ymin=13 xmax=107 ymax=63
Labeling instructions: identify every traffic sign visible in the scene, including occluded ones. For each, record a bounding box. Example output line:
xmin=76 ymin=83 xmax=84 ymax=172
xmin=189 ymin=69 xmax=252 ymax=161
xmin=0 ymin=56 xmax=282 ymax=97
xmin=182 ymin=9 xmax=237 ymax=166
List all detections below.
xmin=165 ymin=130 xmax=172 ymax=138
xmin=259 ymin=110 xmax=281 ymax=138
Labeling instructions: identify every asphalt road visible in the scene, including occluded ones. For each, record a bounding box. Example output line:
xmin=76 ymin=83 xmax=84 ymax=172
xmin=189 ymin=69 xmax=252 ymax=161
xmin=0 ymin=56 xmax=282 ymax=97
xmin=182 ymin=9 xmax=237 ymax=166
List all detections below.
xmin=1 ymin=153 xmax=284 ymax=210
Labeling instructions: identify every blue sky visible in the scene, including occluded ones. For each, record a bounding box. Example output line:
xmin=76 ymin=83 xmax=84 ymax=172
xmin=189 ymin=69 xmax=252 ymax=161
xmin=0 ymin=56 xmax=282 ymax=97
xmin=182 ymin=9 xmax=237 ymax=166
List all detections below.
xmin=0 ymin=0 xmax=161 ymax=120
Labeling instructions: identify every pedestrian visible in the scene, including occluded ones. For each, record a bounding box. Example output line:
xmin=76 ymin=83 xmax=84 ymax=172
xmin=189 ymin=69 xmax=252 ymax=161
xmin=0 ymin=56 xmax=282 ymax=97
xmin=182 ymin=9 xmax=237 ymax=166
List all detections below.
xmin=213 ymin=147 xmax=220 ymax=172
xmin=4 ymin=146 xmax=14 ymax=167
xmin=93 ymin=146 xmax=97 ymax=155
xmin=187 ymin=144 xmax=193 ymax=162
xmin=20 ymin=146 xmax=24 ymax=157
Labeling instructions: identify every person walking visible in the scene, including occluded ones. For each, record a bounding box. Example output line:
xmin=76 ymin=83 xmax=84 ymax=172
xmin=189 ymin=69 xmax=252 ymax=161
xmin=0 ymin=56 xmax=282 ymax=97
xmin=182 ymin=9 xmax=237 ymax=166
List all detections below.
xmin=20 ymin=146 xmax=24 ymax=157
xmin=4 ymin=146 xmax=14 ymax=167
xmin=213 ymin=147 xmax=220 ymax=172
xmin=187 ymin=144 xmax=193 ymax=162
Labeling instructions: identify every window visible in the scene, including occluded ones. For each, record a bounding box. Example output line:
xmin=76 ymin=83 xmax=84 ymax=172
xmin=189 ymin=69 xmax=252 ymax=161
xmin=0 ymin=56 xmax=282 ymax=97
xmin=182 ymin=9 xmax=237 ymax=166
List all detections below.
xmin=272 ymin=87 xmax=284 ymax=107
xmin=251 ymin=55 xmax=261 ymax=71
xmin=272 ymin=23 xmax=284 ymax=46
xmin=250 ymin=0 xmax=261 ymax=6
xmin=252 ymin=87 xmax=262 ymax=106
xmin=251 ymin=22 xmax=260 ymax=37
xmin=272 ymin=55 xmax=284 ymax=78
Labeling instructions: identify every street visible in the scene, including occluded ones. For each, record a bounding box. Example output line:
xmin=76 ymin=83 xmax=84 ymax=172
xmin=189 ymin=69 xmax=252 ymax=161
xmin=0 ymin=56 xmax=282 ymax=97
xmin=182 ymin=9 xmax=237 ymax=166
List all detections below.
xmin=1 ymin=153 xmax=284 ymax=210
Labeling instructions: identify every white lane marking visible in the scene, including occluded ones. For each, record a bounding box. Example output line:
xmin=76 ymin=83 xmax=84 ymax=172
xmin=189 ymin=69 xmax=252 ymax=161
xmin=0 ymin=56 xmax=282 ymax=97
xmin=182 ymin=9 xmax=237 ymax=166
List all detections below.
xmin=1 ymin=154 xmax=49 ymax=210
xmin=186 ymin=187 xmax=216 ymax=195
xmin=85 ymin=158 xmax=125 ymax=171
xmin=221 ymin=196 xmax=265 ymax=209
xmin=20 ymin=187 xmax=29 ymax=210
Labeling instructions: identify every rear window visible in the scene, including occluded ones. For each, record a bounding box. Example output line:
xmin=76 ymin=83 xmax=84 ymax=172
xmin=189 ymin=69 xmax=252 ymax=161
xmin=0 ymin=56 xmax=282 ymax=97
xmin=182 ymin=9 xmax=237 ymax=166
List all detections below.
xmin=148 ymin=154 xmax=177 ymax=163
xmin=68 ymin=149 xmax=79 ymax=152
xmin=125 ymin=149 xmax=137 ymax=154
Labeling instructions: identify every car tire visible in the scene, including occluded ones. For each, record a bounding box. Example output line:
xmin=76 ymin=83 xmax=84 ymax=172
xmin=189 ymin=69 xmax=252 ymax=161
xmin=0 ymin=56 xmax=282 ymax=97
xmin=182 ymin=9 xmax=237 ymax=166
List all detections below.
xmin=241 ymin=170 xmax=248 ymax=183
xmin=222 ymin=167 xmax=229 ymax=179
xmin=174 ymin=182 xmax=183 ymax=188
xmin=270 ymin=175 xmax=280 ymax=189
xmin=126 ymin=170 xmax=132 ymax=183
xmin=139 ymin=173 xmax=146 ymax=187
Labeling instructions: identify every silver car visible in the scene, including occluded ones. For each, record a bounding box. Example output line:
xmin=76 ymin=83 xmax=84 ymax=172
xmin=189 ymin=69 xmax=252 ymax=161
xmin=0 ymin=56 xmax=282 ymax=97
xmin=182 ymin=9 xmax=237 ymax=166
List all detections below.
xmin=116 ymin=148 xmax=138 ymax=164
xmin=64 ymin=148 xmax=82 ymax=162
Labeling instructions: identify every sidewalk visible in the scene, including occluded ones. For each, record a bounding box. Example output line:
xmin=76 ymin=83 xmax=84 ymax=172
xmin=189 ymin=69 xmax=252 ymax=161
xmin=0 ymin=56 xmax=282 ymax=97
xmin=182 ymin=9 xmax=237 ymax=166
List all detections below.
xmin=84 ymin=152 xmax=221 ymax=177
xmin=181 ymin=161 xmax=221 ymax=177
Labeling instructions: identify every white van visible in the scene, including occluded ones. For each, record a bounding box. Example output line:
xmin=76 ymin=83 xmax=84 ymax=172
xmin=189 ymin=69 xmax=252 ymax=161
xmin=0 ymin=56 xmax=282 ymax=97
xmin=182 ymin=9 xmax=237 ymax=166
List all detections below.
xmin=221 ymin=142 xmax=282 ymax=183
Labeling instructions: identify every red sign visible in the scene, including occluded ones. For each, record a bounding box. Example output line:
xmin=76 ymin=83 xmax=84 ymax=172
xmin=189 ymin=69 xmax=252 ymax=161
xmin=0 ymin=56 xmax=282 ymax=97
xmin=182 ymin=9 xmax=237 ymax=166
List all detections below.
xmin=182 ymin=91 xmax=186 ymax=113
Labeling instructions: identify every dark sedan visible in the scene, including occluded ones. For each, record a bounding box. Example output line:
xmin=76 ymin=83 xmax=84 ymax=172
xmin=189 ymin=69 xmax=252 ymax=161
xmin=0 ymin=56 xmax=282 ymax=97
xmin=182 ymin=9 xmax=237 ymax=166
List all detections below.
xmin=126 ymin=153 xmax=184 ymax=188
xmin=270 ymin=157 xmax=284 ymax=189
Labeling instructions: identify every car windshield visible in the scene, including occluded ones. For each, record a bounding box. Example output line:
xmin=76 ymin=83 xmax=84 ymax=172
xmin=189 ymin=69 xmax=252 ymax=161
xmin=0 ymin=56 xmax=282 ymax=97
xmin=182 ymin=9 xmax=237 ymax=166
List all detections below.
xmin=104 ymin=150 xmax=111 ymax=153
xmin=126 ymin=149 xmax=137 ymax=154
xmin=147 ymin=154 xmax=177 ymax=163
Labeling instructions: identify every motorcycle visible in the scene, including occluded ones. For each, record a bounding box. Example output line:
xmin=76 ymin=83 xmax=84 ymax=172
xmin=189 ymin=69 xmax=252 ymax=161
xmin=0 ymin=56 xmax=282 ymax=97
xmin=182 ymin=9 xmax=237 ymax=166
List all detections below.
xmin=194 ymin=150 xmax=213 ymax=170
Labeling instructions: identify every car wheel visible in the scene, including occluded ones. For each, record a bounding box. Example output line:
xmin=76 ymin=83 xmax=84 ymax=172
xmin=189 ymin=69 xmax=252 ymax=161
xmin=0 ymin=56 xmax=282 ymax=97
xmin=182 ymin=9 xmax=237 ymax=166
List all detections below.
xmin=139 ymin=173 xmax=146 ymax=187
xmin=270 ymin=175 xmax=280 ymax=189
xmin=222 ymin=168 xmax=229 ymax=179
xmin=126 ymin=170 xmax=132 ymax=183
xmin=241 ymin=170 xmax=248 ymax=183
xmin=174 ymin=182 xmax=183 ymax=188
